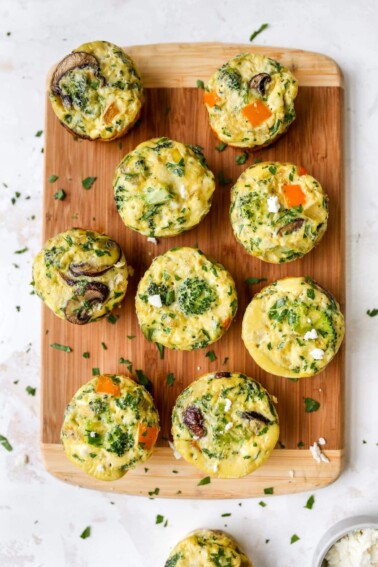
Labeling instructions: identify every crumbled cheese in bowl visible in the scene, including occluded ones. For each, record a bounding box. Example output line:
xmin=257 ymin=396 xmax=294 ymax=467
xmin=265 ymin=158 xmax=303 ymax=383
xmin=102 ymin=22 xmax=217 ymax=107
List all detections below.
xmin=324 ymin=528 xmax=378 ymax=566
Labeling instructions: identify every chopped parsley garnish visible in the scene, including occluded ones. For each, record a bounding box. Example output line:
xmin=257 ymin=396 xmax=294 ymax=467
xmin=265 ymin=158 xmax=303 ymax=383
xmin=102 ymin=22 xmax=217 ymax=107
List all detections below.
xmin=215 ymin=142 xmax=227 ymax=152
xmin=135 ymin=369 xmax=152 ymax=390
xmin=304 ymin=495 xmax=315 ymax=509
xmin=127 ymin=335 xmax=136 ymax=340
xmin=119 ymin=358 xmax=132 ymax=372
xmin=101 ymin=342 xmax=107 ymax=350
xmin=48 ymin=174 xmax=58 ymax=183
xmin=35 ymin=130 xmax=43 ymax=137
xmin=218 ymin=171 xmax=232 ymax=186
xmin=259 ymin=501 xmax=267 ymax=507
xmin=290 ymin=534 xmax=300 ymax=544
xmin=236 ymin=152 xmax=248 ymax=165
xmin=297 ymin=440 xmax=304 ymax=448
xmin=249 ymin=23 xmax=269 ymax=42
xmin=26 ymin=386 xmax=36 ymax=396
xmin=156 ymin=343 xmax=164 ymax=359
xmin=303 ymin=397 xmax=320 ymax=413
xmin=80 ymin=526 xmax=91 ymax=539
xmin=264 ymin=487 xmax=274 ymax=494
xmin=14 ymin=247 xmax=28 ymax=254
xmin=0 ymin=434 xmax=13 ymax=452
xmin=82 ymin=176 xmax=97 ymax=190
xmin=367 ymin=308 xmax=378 ymax=317
xmin=82 ymin=352 xmax=90 ymax=359
xmin=92 ymin=367 xmax=100 ymax=376
xmin=205 ymin=350 xmax=217 ymax=362
xmin=54 ymin=189 xmax=66 ymax=200
xmin=50 ymin=343 xmax=72 ymax=353
xmin=107 ymin=313 xmax=119 ymax=324
xmin=148 ymin=487 xmax=160 ymax=497
xmin=221 ymin=513 xmax=231 ymax=517
xmin=166 ymin=372 xmax=175 ymax=387
xmin=155 ymin=514 xmax=164 ymax=524
xmin=307 ymin=288 xmax=315 ymax=300
xmin=197 ymin=476 xmax=211 ymax=486
xmin=196 ymin=79 xmax=205 ymax=89
xmin=245 ymin=277 xmax=267 ymax=285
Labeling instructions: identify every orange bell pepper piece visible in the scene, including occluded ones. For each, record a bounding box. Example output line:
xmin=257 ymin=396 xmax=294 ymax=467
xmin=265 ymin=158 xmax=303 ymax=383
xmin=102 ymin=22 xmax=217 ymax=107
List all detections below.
xmin=95 ymin=375 xmax=121 ymax=396
xmin=138 ymin=424 xmax=159 ymax=450
xmin=298 ymin=166 xmax=307 ymax=176
xmin=203 ymin=91 xmax=220 ymax=108
xmin=282 ymin=184 xmax=306 ymax=208
xmin=242 ymin=100 xmax=272 ymax=127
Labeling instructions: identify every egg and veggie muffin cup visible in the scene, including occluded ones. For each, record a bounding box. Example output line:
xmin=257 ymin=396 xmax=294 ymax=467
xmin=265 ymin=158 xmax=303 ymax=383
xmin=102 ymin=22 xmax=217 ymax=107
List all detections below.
xmin=204 ymin=52 xmax=298 ymax=149
xmin=61 ymin=374 xmax=160 ymax=481
xmin=172 ymin=372 xmax=279 ymax=479
xmin=114 ymin=137 xmax=216 ymax=237
xmin=242 ymin=277 xmax=345 ymax=378
xmin=230 ymin=162 xmax=328 ymax=263
xmin=164 ymin=529 xmax=253 ymax=567
xmin=49 ymin=40 xmax=143 ymax=141
xmin=32 ymin=228 xmax=128 ymax=325
xmin=135 ymin=247 xmax=237 ymax=351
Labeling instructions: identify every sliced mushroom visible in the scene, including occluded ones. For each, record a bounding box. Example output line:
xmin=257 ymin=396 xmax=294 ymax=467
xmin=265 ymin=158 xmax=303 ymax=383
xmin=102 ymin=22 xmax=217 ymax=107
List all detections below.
xmin=183 ymin=405 xmax=206 ymax=438
xmin=64 ymin=281 xmax=109 ymax=325
xmin=214 ymin=372 xmax=232 ymax=378
xmin=249 ymin=73 xmax=272 ymax=96
xmin=59 ymin=271 xmax=77 ymax=286
xmin=277 ymin=218 xmax=305 ymax=236
xmin=240 ymin=411 xmax=272 ymax=425
xmin=69 ymin=240 xmax=121 ymax=277
xmin=51 ymin=51 xmax=105 ymax=106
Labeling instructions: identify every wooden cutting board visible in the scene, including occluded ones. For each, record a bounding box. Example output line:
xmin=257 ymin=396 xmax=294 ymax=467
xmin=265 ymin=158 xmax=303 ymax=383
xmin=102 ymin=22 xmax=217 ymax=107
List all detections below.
xmin=41 ymin=43 xmax=344 ymax=498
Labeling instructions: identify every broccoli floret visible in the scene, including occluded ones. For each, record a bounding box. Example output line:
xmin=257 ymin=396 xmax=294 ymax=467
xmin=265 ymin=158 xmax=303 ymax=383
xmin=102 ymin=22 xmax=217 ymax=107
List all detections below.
xmin=178 ymin=277 xmax=216 ymax=315
xmin=106 ymin=425 xmax=133 ymax=457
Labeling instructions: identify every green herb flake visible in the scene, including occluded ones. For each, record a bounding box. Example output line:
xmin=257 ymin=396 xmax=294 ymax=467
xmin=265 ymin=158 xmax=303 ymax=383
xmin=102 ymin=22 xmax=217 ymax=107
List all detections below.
xmin=35 ymin=130 xmax=43 ymax=137
xmin=14 ymin=247 xmax=28 ymax=254
xmin=236 ymin=152 xmax=248 ymax=165
xmin=156 ymin=514 xmax=164 ymax=524
xmin=259 ymin=501 xmax=267 ymax=507
xmin=245 ymin=277 xmax=267 ymax=285
xmin=82 ymin=176 xmax=97 ymax=190
xmin=127 ymin=335 xmax=136 ymax=340
xmin=205 ymin=350 xmax=217 ymax=362
xmin=218 ymin=171 xmax=232 ymax=186
xmin=119 ymin=358 xmax=133 ymax=372
xmin=107 ymin=313 xmax=119 ymax=324
xmin=221 ymin=513 xmax=231 ymax=517
xmin=80 ymin=526 xmax=91 ymax=540
xmin=290 ymin=534 xmax=300 ymax=544
xmin=0 ymin=434 xmax=13 ymax=452
xmin=148 ymin=487 xmax=160 ymax=497
xmin=215 ymin=142 xmax=227 ymax=152
xmin=156 ymin=343 xmax=164 ymax=359
xmin=264 ymin=487 xmax=274 ymax=494
xmin=92 ymin=367 xmax=100 ymax=376
xmin=26 ymin=386 xmax=36 ymax=396
xmin=303 ymin=397 xmax=320 ymax=413
xmin=307 ymin=288 xmax=315 ymax=300
xmin=54 ymin=189 xmax=66 ymax=201
xmin=82 ymin=352 xmax=90 ymax=359
xmin=197 ymin=476 xmax=211 ymax=486
xmin=50 ymin=343 xmax=72 ymax=353
xmin=249 ymin=23 xmax=269 ymax=42
xmin=304 ymin=495 xmax=315 ymax=509
xmin=48 ymin=174 xmax=58 ymax=183
xmin=367 ymin=308 xmax=378 ymax=317
xmin=196 ymin=79 xmax=205 ymax=89
xmin=297 ymin=440 xmax=304 ymax=448
xmin=101 ymin=342 xmax=107 ymax=350
xmin=166 ymin=372 xmax=175 ymax=387
xmin=135 ymin=369 xmax=152 ymax=390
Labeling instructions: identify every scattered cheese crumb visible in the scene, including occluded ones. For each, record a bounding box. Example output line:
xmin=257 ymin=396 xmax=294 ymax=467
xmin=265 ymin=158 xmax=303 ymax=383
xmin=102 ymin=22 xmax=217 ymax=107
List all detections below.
xmin=15 ymin=454 xmax=29 ymax=466
xmin=310 ymin=441 xmax=330 ymax=464
xmin=267 ymin=195 xmax=280 ymax=213
xmin=318 ymin=437 xmax=327 ymax=445
xmin=224 ymin=422 xmax=233 ymax=432
xmin=224 ymin=398 xmax=232 ymax=412
xmin=310 ymin=348 xmax=325 ymax=360
xmin=304 ymin=328 xmax=318 ymax=340
xmin=168 ymin=441 xmax=182 ymax=460
xmin=90 ymin=432 xmax=96 ymax=438
xmin=148 ymin=294 xmax=162 ymax=308
xmin=147 ymin=237 xmax=158 ymax=244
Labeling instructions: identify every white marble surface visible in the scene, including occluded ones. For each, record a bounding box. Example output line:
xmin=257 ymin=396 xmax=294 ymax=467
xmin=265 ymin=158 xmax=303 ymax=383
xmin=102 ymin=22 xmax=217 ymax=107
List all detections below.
xmin=1 ymin=1 xmax=378 ymax=565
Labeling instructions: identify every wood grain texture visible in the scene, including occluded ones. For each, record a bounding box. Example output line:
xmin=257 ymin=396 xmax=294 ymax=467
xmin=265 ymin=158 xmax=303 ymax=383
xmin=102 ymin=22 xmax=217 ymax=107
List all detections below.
xmin=41 ymin=44 xmax=344 ymax=498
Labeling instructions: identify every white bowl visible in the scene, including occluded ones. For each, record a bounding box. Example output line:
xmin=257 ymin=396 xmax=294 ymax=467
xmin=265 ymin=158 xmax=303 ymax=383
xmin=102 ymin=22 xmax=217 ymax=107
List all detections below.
xmin=312 ymin=515 xmax=378 ymax=567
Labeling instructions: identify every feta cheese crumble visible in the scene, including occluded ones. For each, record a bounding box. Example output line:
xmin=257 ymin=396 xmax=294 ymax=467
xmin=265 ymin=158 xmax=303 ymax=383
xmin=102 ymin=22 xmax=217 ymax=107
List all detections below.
xmin=147 ymin=237 xmax=158 ymax=244
xmin=267 ymin=195 xmax=280 ymax=213
xmin=325 ymin=528 xmax=378 ymax=566
xmin=96 ymin=464 xmax=105 ymax=473
xmin=310 ymin=348 xmax=325 ymax=360
xmin=310 ymin=441 xmax=330 ymax=464
xmin=318 ymin=437 xmax=327 ymax=446
xmin=148 ymin=294 xmax=162 ymax=308
xmin=224 ymin=422 xmax=233 ymax=432
xmin=223 ymin=398 xmax=232 ymax=412
xmin=304 ymin=328 xmax=318 ymax=340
